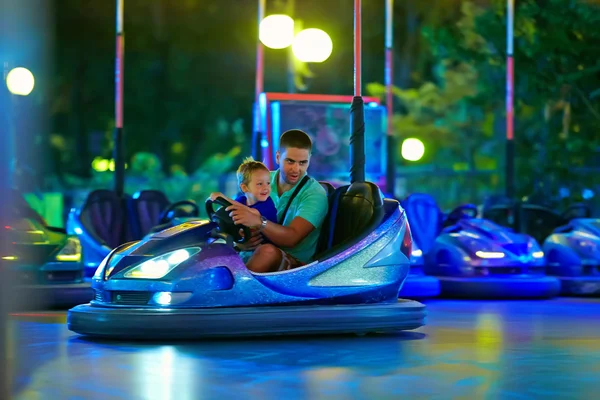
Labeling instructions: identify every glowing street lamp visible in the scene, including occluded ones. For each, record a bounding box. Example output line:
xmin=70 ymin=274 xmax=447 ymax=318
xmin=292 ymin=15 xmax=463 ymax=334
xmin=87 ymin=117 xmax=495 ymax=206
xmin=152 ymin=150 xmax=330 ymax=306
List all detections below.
xmin=259 ymin=14 xmax=295 ymax=49
xmin=5 ymin=67 xmax=35 ymax=96
xmin=401 ymin=138 xmax=425 ymax=161
xmin=292 ymin=28 xmax=333 ymax=63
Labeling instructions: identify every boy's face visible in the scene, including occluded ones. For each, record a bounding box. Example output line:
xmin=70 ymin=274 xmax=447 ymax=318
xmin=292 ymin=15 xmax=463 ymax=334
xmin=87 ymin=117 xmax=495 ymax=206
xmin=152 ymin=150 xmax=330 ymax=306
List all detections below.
xmin=276 ymin=147 xmax=310 ymax=186
xmin=241 ymin=169 xmax=272 ymax=203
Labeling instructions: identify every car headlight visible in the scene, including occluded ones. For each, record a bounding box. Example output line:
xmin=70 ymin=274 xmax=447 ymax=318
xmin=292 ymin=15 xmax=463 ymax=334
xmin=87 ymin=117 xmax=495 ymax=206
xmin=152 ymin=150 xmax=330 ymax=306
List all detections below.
xmin=532 ymin=251 xmax=544 ymax=259
xmin=123 ymin=247 xmax=201 ymax=279
xmin=475 ymin=251 xmax=505 ymax=259
xmin=55 ymin=237 xmax=82 ymax=262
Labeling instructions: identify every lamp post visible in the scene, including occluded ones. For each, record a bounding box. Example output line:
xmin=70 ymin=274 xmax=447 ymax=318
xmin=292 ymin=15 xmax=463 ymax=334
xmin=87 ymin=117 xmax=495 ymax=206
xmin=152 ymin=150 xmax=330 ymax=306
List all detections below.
xmin=254 ymin=2 xmax=333 ymax=166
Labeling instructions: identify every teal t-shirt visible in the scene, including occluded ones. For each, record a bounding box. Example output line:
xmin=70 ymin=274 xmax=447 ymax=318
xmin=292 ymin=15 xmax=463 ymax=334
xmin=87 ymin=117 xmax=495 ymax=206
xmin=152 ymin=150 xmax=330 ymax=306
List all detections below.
xmin=269 ymin=170 xmax=328 ymax=263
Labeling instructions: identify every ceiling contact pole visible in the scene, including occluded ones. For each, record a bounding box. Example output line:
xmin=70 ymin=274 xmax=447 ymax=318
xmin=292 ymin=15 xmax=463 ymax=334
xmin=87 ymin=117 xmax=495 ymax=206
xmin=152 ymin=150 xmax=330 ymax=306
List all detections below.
xmin=113 ymin=0 xmax=125 ymax=196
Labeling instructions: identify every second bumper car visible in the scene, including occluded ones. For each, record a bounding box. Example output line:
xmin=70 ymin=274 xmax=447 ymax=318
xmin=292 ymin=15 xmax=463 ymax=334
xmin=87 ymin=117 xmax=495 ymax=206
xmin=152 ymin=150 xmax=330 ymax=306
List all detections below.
xmin=403 ymin=193 xmax=560 ymax=299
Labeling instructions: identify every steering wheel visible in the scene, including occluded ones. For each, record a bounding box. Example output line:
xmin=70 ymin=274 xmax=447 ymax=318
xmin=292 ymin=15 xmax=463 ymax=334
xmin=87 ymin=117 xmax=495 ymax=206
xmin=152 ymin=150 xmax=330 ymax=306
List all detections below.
xmin=561 ymin=203 xmax=592 ymax=221
xmin=205 ymin=197 xmax=252 ymax=244
xmin=446 ymin=204 xmax=478 ymax=224
xmin=158 ymin=200 xmax=200 ymax=225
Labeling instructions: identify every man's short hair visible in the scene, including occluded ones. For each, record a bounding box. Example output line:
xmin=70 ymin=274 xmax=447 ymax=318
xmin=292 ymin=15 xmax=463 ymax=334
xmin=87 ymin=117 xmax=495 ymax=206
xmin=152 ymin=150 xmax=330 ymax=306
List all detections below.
xmin=279 ymin=129 xmax=312 ymax=153
xmin=236 ymin=157 xmax=269 ymax=187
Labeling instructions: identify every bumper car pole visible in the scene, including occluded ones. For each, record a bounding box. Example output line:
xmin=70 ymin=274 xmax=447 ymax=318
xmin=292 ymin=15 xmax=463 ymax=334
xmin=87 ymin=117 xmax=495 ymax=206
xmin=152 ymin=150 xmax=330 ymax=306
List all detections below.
xmin=113 ymin=0 xmax=125 ymax=198
xmin=384 ymin=0 xmax=395 ymax=196
xmin=505 ymin=0 xmax=515 ymax=199
xmin=350 ymin=0 xmax=365 ymax=185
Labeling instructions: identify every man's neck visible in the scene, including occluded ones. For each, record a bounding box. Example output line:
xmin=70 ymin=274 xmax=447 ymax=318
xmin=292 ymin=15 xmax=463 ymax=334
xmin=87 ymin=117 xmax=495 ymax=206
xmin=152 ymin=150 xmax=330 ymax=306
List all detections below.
xmin=277 ymin=171 xmax=295 ymax=196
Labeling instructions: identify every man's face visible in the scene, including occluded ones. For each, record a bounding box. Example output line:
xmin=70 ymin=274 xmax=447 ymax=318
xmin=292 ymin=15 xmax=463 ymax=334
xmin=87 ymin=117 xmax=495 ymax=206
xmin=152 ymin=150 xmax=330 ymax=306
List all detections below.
xmin=276 ymin=147 xmax=311 ymax=186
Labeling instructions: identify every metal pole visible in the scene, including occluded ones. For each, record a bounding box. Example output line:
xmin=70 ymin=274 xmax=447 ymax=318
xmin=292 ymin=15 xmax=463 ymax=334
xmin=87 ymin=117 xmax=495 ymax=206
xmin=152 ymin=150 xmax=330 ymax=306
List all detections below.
xmin=385 ymin=0 xmax=395 ymax=195
xmin=506 ymin=0 xmax=514 ymax=199
xmin=350 ymin=0 xmax=365 ymax=184
xmin=113 ymin=0 xmax=125 ymax=196
xmin=253 ymin=0 xmax=266 ymax=163
xmin=354 ymin=0 xmax=362 ymax=98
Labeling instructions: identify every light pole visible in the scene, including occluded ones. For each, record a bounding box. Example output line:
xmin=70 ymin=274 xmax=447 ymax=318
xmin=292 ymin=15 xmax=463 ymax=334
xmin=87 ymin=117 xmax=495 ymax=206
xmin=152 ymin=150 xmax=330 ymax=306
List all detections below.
xmin=254 ymin=3 xmax=333 ymax=167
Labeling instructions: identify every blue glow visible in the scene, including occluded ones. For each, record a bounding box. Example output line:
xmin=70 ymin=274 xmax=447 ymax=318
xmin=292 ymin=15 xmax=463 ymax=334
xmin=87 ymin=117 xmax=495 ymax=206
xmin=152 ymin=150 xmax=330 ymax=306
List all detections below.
xmin=583 ymin=189 xmax=594 ymax=200
xmin=272 ymin=101 xmax=281 ymax=157
xmin=74 ymin=227 xmax=83 ymax=235
xmin=259 ymin=92 xmax=267 ymax=134
xmin=261 ymin=139 xmax=270 ymax=148
xmin=368 ymin=102 xmax=378 ymax=107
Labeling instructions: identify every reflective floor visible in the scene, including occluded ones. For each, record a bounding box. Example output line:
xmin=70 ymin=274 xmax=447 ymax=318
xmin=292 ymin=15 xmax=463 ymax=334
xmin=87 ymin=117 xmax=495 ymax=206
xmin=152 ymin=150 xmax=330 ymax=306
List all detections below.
xmin=10 ymin=298 xmax=600 ymax=399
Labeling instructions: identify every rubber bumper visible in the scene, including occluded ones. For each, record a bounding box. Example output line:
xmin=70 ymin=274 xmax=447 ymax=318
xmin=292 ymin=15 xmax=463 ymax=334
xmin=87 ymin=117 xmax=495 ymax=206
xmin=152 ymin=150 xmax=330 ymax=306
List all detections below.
xmin=436 ymin=276 xmax=561 ymax=299
xmin=15 ymin=283 xmax=94 ymax=310
xmin=68 ymin=299 xmax=426 ymax=339
xmin=398 ymin=275 xmax=440 ymax=299
xmin=558 ymin=276 xmax=600 ymax=297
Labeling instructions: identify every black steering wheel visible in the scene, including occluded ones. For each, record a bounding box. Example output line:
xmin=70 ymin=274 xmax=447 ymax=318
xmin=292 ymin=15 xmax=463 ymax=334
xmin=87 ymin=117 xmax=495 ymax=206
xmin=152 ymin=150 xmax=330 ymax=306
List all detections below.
xmin=205 ymin=197 xmax=252 ymax=244
xmin=446 ymin=204 xmax=478 ymax=224
xmin=561 ymin=203 xmax=592 ymax=221
xmin=158 ymin=200 xmax=200 ymax=225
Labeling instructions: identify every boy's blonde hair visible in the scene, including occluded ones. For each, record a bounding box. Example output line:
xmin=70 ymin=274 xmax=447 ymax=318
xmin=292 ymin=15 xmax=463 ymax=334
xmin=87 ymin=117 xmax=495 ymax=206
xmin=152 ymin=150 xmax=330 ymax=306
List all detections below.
xmin=236 ymin=157 xmax=270 ymax=188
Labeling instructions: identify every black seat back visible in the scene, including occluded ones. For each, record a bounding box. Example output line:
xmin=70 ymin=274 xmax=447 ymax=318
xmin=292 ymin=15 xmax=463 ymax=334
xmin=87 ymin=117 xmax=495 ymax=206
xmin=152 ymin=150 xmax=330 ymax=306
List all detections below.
xmin=79 ymin=189 xmax=127 ymax=248
xmin=401 ymin=193 xmax=443 ymax=254
xmin=319 ymin=181 xmax=336 ymax=197
xmin=129 ymin=190 xmax=171 ymax=239
xmin=519 ymin=204 xmax=563 ymax=244
xmin=316 ymin=181 xmax=384 ymax=258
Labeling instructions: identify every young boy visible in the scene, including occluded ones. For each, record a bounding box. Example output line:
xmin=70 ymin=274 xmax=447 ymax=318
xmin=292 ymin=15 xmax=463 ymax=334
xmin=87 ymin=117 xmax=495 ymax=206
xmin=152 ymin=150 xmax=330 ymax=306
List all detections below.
xmin=210 ymin=157 xmax=277 ymax=242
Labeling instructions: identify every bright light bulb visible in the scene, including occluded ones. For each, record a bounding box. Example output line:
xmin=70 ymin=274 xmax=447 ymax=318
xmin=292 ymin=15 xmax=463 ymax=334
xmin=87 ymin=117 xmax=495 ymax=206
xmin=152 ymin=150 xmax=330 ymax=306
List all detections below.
xmin=401 ymin=138 xmax=425 ymax=161
xmin=259 ymin=15 xmax=295 ymax=49
xmin=292 ymin=29 xmax=333 ymax=63
xmin=6 ymin=67 xmax=35 ymax=96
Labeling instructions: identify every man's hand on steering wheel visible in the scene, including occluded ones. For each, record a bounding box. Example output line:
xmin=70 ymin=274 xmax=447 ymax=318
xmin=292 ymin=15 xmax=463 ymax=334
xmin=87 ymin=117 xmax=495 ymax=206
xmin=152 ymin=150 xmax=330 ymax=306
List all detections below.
xmin=226 ymin=202 xmax=263 ymax=229
xmin=235 ymin=229 xmax=264 ymax=251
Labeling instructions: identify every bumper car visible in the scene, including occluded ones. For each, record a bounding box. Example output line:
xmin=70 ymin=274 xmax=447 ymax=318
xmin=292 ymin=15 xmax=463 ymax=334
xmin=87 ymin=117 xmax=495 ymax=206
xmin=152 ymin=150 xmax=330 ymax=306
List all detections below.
xmin=403 ymin=193 xmax=560 ymax=299
xmin=5 ymin=190 xmax=93 ymax=308
xmin=66 ymin=189 xmax=199 ymax=277
xmin=485 ymin=200 xmax=600 ymax=296
xmin=397 ymin=241 xmax=441 ymax=299
xmin=68 ymin=184 xmax=426 ymax=339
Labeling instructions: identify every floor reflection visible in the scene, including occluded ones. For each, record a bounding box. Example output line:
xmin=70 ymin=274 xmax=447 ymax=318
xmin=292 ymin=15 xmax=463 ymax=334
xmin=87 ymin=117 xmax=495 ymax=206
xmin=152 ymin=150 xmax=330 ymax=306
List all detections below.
xmin=10 ymin=298 xmax=600 ymax=399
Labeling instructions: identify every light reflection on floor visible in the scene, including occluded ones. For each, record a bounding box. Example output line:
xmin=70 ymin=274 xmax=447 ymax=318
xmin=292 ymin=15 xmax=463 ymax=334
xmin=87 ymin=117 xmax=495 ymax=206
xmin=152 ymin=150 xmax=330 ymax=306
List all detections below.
xmin=10 ymin=298 xmax=600 ymax=399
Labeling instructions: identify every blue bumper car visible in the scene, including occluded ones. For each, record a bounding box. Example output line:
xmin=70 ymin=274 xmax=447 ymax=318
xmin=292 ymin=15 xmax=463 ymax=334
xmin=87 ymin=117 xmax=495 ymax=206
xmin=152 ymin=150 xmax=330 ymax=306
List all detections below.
xmin=6 ymin=190 xmax=93 ymax=308
xmin=403 ymin=193 xmax=560 ymax=299
xmin=485 ymin=201 xmax=600 ymax=296
xmin=67 ymin=189 xmax=200 ymax=278
xmin=398 ymin=241 xmax=441 ymax=299
xmin=68 ymin=184 xmax=426 ymax=339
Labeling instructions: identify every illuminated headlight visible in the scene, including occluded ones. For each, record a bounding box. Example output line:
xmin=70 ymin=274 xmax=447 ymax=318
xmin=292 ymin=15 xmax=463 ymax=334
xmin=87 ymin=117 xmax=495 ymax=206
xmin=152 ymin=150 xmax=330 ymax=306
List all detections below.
xmin=411 ymin=249 xmax=423 ymax=257
xmin=475 ymin=251 xmax=505 ymax=259
xmin=124 ymin=247 xmax=201 ymax=279
xmin=532 ymin=251 xmax=544 ymax=259
xmin=55 ymin=237 xmax=82 ymax=262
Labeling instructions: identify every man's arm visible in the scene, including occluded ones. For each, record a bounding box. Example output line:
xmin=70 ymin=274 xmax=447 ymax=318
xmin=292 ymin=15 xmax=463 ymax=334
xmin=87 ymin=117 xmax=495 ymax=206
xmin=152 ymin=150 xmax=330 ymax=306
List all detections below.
xmin=224 ymin=205 xmax=310 ymax=248
xmin=261 ymin=216 xmax=314 ymax=248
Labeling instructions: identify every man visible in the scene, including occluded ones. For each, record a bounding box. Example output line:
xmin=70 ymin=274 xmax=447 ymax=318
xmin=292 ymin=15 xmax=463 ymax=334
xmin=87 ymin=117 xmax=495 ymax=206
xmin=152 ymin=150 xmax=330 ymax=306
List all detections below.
xmin=227 ymin=129 xmax=328 ymax=273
